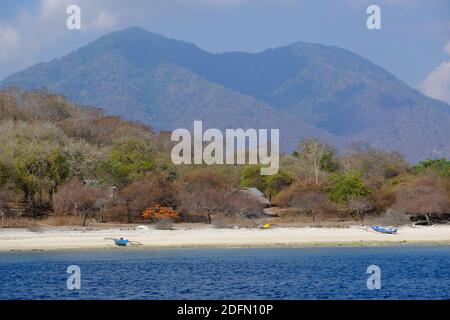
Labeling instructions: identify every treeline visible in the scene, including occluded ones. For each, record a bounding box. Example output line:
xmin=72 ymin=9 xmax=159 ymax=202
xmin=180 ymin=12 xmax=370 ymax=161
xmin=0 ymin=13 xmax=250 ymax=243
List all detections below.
xmin=0 ymin=88 xmax=259 ymax=226
xmin=271 ymin=142 xmax=450 ymax=224
xmin=0 ymin=88 xmax=449 ymax=226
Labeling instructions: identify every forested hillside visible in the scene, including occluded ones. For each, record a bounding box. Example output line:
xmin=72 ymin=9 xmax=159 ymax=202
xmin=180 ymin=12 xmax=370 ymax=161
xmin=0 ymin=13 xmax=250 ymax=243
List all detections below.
xmin=0 ymin=88 xmax=449 ymax=227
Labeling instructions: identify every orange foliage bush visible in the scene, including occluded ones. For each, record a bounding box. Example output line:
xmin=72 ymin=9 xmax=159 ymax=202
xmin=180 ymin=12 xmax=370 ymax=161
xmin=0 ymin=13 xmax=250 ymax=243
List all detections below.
xmin=142 ymin=204 xmax=179 ymax=221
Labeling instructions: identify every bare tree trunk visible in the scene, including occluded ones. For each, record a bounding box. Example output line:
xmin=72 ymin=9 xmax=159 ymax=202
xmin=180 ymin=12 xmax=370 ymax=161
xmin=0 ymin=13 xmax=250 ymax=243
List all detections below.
xmin=207 ymin=209 xmax=211 ymax=224
xmin=314 ymin=166 xmax=319 ymax=185
xmin=127 ymin=208 xmax=132 ymax=224
xmin=24 ymin=187 xmax=33 ymax=215
xmin=49 ymin=188 xmax=55 ymax=209
xmin=126 ymin=200 xmax=132 ymax=224
xmin=425 ymin=213 xmax=431 ymax=226
xmin=82 ymin=208 xmax=89 ymax=226
xmin=30 ymin=193 xmax=36 ymax=218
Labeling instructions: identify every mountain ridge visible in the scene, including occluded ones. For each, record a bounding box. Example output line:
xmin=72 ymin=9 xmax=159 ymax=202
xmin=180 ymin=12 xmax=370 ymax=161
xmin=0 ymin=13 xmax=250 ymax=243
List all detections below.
xmin=1 ymin=26 xmax=449 ymax=161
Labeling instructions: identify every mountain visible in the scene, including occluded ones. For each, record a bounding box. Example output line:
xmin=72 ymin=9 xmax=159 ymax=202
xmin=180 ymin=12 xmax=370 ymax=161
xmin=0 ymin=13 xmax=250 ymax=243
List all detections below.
xmin=2 ymin=27 xmax=449 ymax=161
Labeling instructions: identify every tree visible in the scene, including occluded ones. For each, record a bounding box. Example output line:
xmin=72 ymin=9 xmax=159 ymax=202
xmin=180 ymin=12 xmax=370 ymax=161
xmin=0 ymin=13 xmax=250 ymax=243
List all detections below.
xmin=394 ymin=176 xmax=450 ymax=219
xmin=296 ymin=139 xmax=334 ymax=184
xmin=412 ymin=158 xmax=450 ymax=177
xmin=101 ymin=137 xmax=155 ymax=187
xmin=0 ymin=190 xmax=15 ymax=227
xmin=346 ymin=197 xmax=375 ymax=220
xmin=240 ymin=165 xmax=293 ymax=197
xmin=0 ymin=89 xmax=27 ymax=121
xmin=64 ymin=140 xmax=107 ymax=181
xmin=327 ymin=171 xmax=370 ymax=205
xmin=53 ymin=179 xmax=106 ymax=226
xmin=339 ymin=144 xmax=408 ymax=180
xmin=264 ymin=171 xmax=294 ymax=200
xmin=0 ymin=121 xmax=70 ymax=212
xmin=177 ymin=169 xmax=236 ymax=223
xmin=88 ymin=116 xmax=156 ymax=146
xmin=240 ymin=165 xmax=267 ymax=192
xmin=274 ymin=182 xmax=337 ymax=222
xmin=119 ymin=175 xmax=177 ymax=223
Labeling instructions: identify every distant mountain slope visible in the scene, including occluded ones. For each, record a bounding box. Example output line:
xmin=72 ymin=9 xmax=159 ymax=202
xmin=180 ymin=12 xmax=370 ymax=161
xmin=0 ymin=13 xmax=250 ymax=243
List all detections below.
xmin=2 ymin=27 xmax=449 ymax=161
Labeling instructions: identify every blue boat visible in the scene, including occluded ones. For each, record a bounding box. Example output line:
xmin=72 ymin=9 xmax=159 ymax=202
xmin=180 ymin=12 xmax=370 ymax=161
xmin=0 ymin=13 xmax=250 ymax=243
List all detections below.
xmin=370 ymin=226 xmax=398 ymax=234
xmin=113 ymin=238 xmax=129 ymax=246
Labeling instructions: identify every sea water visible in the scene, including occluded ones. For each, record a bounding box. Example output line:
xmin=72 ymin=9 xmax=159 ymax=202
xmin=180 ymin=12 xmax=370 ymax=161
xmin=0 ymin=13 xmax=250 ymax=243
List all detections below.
xmin=0 ymin=246 xmax=448 ymax=299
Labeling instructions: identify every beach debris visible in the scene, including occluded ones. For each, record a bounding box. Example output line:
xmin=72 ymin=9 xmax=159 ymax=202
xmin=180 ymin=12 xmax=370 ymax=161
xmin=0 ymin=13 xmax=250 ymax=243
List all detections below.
xmin=369 ymin=226 xmax=398 ymax=234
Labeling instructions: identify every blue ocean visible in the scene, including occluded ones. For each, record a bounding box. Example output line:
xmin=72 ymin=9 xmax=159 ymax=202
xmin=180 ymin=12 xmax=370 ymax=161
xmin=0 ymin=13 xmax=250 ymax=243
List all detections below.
xmin=0 ymin=246 xmax=449 ymax=300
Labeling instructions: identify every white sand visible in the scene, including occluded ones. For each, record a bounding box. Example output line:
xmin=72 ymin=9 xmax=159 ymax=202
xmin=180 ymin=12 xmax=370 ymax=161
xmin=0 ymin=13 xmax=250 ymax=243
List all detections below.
xmin=0 ymin=225 xmax=449 ymax=251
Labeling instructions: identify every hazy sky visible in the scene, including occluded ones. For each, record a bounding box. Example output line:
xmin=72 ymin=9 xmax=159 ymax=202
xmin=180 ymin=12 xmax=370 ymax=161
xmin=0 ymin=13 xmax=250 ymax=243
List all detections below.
xmin=0 ymin=0 xmax=449 ymax=102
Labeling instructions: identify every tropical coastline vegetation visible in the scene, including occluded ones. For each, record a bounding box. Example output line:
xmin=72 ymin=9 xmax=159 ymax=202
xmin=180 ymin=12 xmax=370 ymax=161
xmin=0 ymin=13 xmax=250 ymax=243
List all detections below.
xmin=0 ymin=88 xmax=449 ymax=228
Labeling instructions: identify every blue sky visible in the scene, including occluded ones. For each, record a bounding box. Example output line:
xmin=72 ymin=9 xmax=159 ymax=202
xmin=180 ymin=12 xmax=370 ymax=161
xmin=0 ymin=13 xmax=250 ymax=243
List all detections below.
xmin=0 ymin=0 xmax=449 ymax=102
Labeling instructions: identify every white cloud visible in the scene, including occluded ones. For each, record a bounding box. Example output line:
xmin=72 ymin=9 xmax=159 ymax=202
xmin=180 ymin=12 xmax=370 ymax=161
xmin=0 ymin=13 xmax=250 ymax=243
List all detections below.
xmin=40 ymin=0 xmax=65 ymax=18
xmin=420 ymin=61 xmax=450 ymax=104
xmin=85 ymin=11 xmax=117 ymax=30
xmin=0 ymin=0 xmax=121 ymax=79
xmin=445 ymin=41 xmax=450 ymax=55
xmin=0 ymin=24 xmax=35 ymax=75
xmin=0 ymin=24 xmax=20 ymax=59
xmin=420 ymin=39 xmax=450 ymax=104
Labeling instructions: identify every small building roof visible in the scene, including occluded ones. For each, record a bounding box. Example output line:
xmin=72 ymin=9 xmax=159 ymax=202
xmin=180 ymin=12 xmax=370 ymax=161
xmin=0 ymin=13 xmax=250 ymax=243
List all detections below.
xmin=240 ymin=187 xmax=271 ymax=206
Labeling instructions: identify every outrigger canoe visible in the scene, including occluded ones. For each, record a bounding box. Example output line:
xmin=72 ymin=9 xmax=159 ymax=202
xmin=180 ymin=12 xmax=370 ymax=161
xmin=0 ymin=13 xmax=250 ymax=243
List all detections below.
xmin=370 ymin=226 xmax=398 ymax=234
xmin=113 ymin=238 xmax=129 ymax=246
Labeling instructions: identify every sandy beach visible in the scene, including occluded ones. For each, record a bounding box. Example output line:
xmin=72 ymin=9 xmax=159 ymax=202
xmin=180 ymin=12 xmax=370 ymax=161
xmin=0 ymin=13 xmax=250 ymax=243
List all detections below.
xmin=0 ymin=224 xmax=449 ymax=251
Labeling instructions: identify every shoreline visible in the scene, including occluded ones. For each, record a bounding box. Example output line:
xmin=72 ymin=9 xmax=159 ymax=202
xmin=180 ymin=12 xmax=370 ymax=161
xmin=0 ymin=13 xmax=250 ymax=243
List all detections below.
xmin=1 ymin=225 xmax=450 ymax=252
